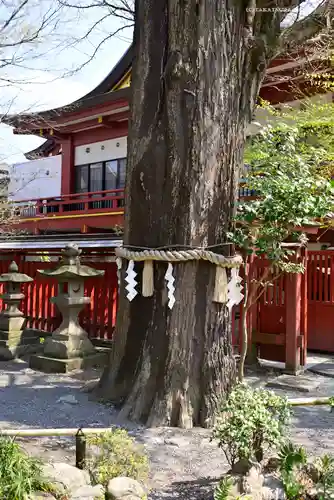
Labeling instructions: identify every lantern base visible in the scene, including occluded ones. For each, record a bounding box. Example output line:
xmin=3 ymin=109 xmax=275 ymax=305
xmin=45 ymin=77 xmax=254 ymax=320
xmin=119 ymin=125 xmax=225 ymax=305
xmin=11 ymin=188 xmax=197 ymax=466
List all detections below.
xmin=29 ymin=350 xmax=108 ymax=373
xmin=43 ymin=333 xmax=96 ymax=359
xmin=0 ymin=329 xmax=43 ymax=360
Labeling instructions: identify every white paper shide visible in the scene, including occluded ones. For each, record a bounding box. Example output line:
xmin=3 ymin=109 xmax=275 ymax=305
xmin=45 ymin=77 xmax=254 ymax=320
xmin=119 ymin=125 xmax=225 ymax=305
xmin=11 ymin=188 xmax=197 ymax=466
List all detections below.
xmin=125 ymin=259 xmax=138 ymax=301
xmin=116 ymin=257 xmax=122 ymax=290
xmin=227 ymin=267 xmax=244 ymax=311
xmin=164 ymin=262 xmax=176 ymax=309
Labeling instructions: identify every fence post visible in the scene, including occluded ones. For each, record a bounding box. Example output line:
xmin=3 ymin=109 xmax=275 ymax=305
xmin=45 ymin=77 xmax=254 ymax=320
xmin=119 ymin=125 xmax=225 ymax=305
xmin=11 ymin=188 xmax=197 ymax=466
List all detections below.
xmin=300 ymin=247 xmax=308 ymax=367
xmin=285 ymin=249 xmax=302 ymax=374
xmin=75 ymin=429 xmax=86 ymax=470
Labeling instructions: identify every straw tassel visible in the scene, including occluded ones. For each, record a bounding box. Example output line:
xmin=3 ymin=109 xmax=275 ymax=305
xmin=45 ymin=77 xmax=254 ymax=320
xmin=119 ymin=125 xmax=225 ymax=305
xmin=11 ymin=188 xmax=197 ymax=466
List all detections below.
xmin=213 ymin=266 xmax=228 ymax=303
xmin=142 ymin=260 xmax=154 ymax=297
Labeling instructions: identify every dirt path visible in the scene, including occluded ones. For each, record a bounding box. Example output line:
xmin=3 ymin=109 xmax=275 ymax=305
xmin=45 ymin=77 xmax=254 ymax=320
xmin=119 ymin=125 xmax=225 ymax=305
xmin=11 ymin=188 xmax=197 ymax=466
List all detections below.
xmin=1 ymin=359 xmax=334 ymax=499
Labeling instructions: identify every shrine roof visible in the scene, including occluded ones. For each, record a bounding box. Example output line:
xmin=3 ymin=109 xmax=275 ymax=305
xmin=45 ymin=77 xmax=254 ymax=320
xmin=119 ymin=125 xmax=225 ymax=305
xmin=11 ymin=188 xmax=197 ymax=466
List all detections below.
xmin=25 ymin=139 xmax=57 ymax=160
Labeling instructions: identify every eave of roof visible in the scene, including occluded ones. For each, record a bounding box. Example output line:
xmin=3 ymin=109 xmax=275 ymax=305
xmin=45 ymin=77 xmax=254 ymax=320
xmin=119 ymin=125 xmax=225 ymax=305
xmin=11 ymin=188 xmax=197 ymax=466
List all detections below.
xmin=4 ymin=86 xmax=130 ymax=130
xmin=25 ymin=139 xmax=57 ymax=160
xmin=0 ymin=233 xmax=123 ymax=250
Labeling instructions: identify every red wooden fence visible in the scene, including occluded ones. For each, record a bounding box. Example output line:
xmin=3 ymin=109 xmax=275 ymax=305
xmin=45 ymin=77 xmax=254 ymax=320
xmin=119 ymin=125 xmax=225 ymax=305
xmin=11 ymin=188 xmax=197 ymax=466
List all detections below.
xmin=256 ymin=257 xmax=287 ymax=363
xmin=307 ymin=250 xmax=334 ymax=352
xmin=233 ymin=249 xmax=307 ymax=372
xmin=0 ymin=248 xmax=333 ymax=362
xmin=0 ymin=251 xmax=118 ymax=340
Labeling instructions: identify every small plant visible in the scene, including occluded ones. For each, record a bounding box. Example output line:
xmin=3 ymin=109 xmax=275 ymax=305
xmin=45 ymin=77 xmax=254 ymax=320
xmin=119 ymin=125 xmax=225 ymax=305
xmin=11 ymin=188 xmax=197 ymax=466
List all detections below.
xmin=329 ymin=396 xmax=334 ymax=412
xmin=278 ymin=442 xmax=307 ymax=474
xmin=212 ymin=384 xmax=291 ymax=467
xmin=213 ymin=476 xmax=251 ymax=500
xmin=0 ymin=435 xmax=55 ymax=500
xmin=315 ymin=454 xmax=334 ymax=499
xmin=278 ymin=443 xmax=308 ymax=500
xmin=281 ymin=471 xmax=306 ymax=500
xmin=85 ymin=428 xmax=149 ymax=487
xmin=214 ymin=477 xmax=234 ymax=500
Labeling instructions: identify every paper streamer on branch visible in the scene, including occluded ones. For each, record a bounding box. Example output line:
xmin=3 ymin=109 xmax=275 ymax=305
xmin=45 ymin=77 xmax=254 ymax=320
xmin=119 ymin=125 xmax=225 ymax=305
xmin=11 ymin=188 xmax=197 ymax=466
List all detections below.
xmin=125 ymin=260 xmax=138 ymax=301
xmin=227 ymin=267 xmax=244 ymax=311
xmin=165 ymin=263 xmax=176 ymax=309
xmin=116 ymin=257 xmax=122 ymax=292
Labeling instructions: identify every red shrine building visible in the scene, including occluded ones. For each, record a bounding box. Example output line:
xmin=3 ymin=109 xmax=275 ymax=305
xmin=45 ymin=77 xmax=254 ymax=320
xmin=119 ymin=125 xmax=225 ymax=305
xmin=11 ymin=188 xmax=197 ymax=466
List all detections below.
xmin=3 ymin=43 xmax=333 ymax=239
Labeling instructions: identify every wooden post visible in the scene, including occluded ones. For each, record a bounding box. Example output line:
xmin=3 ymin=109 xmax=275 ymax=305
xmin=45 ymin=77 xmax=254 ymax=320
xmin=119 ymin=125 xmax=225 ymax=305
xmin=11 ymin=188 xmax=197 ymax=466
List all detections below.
xmin=300 ymin=247 xmax=308 ymax=367
xmin=285 ymin=250 xmax=302 ymax=374
xmin=75 ymin=429 xmax=86 ymax=470
xmin=246 ymin=255 xmax=258 ymax=363
xmin=61 ymin=137 xmax=74 ymax=195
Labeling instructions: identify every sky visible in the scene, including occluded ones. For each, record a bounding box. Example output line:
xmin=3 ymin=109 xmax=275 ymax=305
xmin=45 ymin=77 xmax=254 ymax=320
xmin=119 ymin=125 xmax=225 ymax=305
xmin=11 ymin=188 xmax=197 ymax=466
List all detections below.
xmin=0 ymin=1 xmax=132 ymax=165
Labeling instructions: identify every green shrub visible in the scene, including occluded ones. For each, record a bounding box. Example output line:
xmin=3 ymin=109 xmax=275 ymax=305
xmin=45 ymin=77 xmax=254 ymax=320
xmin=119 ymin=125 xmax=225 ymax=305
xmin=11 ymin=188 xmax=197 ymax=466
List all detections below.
xmin=0 ymin=435 xmax=54 ymax=500
xmin=212 ymin=384 xmax=291 ymax=466
xmin=85 ymin=428 xmax=149 ymax=487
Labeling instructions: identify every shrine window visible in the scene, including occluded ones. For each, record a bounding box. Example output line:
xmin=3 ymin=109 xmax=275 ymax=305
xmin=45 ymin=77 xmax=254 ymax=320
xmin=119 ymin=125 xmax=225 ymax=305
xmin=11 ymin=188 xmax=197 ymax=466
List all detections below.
xmin=74 ymin=158 xmax=126 ymax=193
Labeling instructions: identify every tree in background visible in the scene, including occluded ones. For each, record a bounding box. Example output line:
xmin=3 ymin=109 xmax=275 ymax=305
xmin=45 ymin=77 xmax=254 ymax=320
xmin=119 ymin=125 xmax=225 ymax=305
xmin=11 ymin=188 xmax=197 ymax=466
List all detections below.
xmin=232 ymin=101 xmax=334 ymax=381
xmin=92 ymin=0 xmax=334 ymax=429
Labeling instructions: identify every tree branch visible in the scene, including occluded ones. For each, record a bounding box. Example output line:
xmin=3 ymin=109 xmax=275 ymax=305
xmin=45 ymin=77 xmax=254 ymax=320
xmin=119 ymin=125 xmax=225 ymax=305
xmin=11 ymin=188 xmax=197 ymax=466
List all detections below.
xmin=57 ymin=0 xmax=134 ymax=22
xmin=280 ymin=0 xmax=334 ymax=51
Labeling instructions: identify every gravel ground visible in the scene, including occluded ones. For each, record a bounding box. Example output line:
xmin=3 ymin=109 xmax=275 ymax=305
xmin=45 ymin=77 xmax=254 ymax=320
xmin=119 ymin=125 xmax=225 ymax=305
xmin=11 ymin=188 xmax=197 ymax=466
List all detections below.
xmin=1 ymin=358 xmax=334 ymax=499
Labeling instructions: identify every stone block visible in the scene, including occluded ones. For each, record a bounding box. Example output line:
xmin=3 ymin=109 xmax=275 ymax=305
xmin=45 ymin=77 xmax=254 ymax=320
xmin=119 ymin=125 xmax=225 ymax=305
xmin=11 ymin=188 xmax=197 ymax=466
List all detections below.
xmin=266 ymin=373 xmax=320 ymax=393
xmin=71 ymin=484 xmax=105 ymax=499
xmin=107 ymin=477 xmax=146 ymax=499
xmin=42 ymin=462 xmax=90 ymax=495
xmin=29 ymin=350 xmax=108 ymax=373
xmin=43 ymin=334 xmax=96 ymax=359
xmin=308 ymin=361 xmax=334 ymax=378
xmin=0 ymin=330 xmax=43 ymax=360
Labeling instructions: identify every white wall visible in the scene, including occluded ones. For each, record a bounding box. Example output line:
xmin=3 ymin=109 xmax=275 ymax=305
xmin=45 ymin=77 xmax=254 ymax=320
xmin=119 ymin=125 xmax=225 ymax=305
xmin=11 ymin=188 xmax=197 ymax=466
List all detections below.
xmin=74 ymin=137 xmax=127 ymax=166
xmin=307 ymin=242 xmax=328 ymax=251
xmin=9 ymin=155 xmax=61 ymax=201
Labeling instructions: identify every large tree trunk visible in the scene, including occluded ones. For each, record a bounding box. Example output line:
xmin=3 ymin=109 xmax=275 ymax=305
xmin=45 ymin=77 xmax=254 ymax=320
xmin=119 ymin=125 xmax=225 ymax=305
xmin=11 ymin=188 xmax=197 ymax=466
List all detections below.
xmin=97 ymin=0 xmax=276 ymax=427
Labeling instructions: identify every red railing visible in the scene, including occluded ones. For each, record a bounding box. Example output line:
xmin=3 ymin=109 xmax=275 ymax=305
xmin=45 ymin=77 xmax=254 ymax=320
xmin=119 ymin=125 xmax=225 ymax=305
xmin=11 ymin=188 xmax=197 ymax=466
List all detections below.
xmin=11 ymin=185 xmax=256 ymax=220
xmin=11 ymin=188 xmax=125 ymax=218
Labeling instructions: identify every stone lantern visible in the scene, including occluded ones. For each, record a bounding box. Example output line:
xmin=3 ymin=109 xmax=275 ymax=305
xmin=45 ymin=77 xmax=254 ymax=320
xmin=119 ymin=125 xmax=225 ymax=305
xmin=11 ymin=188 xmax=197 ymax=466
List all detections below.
xmin=30 ymin=244 xmax=106 ymax=373
xmin=0 ymin=261 xmax=36 ymax=360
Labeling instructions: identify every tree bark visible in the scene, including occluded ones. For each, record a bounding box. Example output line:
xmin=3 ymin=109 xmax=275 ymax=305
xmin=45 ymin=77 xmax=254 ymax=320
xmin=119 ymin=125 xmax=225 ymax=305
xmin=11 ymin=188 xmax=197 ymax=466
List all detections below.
xmin=97 ymin=0 xmax=278 ymax=427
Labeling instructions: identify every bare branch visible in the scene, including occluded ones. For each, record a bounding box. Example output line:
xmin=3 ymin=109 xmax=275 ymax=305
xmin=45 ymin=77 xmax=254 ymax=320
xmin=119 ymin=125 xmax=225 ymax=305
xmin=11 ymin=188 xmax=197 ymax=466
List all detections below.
xmin=280 ymin=0 xmax=334 ymax=50
xmin=62 ymin=22 xmax=133 ymax=76
xmin=57 ymin=0 xmax=134 ymax=22
xmin=0 ymin=0 xmax=29 ymax=34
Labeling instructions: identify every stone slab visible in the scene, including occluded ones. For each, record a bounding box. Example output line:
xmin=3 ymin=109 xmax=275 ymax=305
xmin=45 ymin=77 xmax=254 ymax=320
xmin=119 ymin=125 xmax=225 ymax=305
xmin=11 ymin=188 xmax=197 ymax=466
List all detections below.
xmin=90 ymin=337 xmax=113 ymax=348
xmin=0 ymin=336 xmax=43 ymax=361
xmin=308 ymin=362 xmax=334 ymax=378
xmin=29 ymin=351 xmax=108 ymax=373
xmin=25 ymin=328 xmax=52 ymax=339
xmin=266 ymin=373 xmax=321 ymax=393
